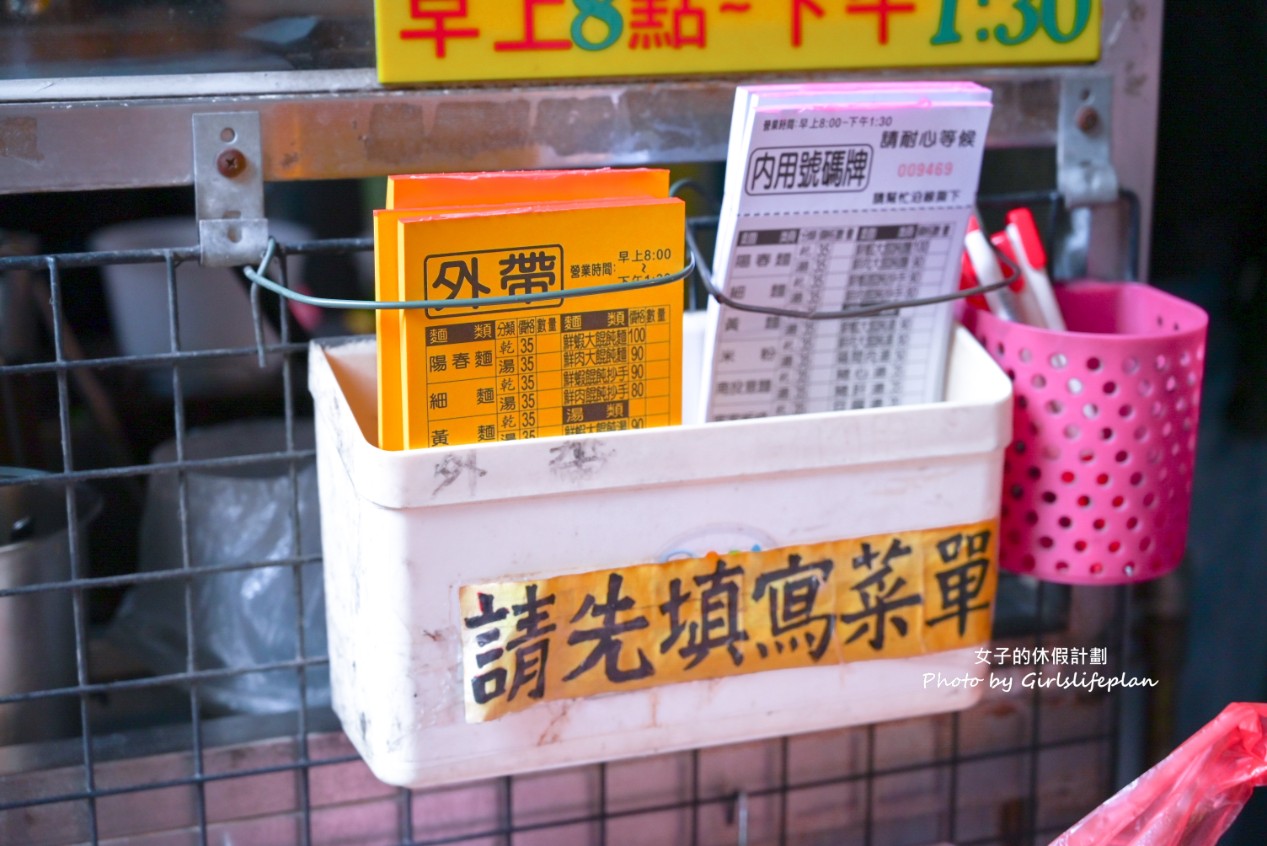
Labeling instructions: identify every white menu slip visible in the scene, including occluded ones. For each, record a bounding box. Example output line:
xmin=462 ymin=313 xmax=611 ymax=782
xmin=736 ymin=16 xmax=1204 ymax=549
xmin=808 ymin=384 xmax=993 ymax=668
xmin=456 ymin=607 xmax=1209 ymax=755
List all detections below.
xmin=702 ymin=82 xmax=994 ymax=421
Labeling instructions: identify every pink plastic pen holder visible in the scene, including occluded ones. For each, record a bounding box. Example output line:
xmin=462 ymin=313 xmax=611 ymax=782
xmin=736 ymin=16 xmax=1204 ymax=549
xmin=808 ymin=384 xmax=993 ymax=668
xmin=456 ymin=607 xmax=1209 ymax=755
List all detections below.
xmin=961 ymin=282 xmax=1208 ymax=585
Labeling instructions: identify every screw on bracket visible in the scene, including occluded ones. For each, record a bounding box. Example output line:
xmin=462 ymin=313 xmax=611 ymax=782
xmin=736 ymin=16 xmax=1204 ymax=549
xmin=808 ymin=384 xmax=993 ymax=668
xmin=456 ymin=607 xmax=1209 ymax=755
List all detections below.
xmin=1058 ymin=76 xmax=1117 ymax=208
xmin=216 ymin=148 xmax=247 ymax=178
xmin=195 ymin=112 xmax=266 ymax=266
xmin=1075 ymin=106 xmax=1100 ymax=134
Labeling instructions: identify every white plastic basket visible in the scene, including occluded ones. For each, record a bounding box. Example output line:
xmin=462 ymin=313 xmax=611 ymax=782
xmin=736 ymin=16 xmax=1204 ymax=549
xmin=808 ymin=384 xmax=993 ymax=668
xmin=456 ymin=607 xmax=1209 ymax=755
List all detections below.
xmin=308 ymin=319 xmax=1012 ymax=788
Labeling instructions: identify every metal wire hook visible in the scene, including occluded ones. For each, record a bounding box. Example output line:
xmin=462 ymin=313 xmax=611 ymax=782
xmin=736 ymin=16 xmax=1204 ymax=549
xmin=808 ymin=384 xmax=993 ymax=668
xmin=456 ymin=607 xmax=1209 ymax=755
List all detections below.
xmin=683 ymin=217 xmax=1021 ymax=321
xmin=243 ymin=236 xmax=698 ymax=367
xmin=244 ymin=239 xmax=697 ymax=312
xmin=243 ymin=208 xmax=1020 ymax=367
xmin=249 ymin=268 xmax=268 ymax=369
xmin=669 ymin=177 xmax=724 ymax=215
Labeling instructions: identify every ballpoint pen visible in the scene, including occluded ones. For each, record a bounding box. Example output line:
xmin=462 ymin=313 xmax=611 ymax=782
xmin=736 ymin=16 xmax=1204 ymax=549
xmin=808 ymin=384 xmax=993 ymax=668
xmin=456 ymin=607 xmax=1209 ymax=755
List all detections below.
xmin=1004 ymin=207 xmax=1066 ymax=331
xmin=989 ymin=228 xmax=1048 ymax=329
xmin=964 ymin=214 xmax=1020 ymax=322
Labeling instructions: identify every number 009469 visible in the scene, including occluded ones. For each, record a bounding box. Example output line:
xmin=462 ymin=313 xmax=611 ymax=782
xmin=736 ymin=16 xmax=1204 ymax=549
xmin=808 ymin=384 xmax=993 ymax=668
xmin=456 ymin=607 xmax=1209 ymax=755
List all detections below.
xmin=897 ymin=162 xmax=954 ymax=178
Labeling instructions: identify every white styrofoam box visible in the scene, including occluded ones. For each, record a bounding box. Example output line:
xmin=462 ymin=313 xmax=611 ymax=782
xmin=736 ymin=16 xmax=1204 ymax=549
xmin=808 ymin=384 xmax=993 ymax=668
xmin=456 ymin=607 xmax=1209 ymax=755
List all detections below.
xmin=308 ymin=322 xmax=1011 ymax=789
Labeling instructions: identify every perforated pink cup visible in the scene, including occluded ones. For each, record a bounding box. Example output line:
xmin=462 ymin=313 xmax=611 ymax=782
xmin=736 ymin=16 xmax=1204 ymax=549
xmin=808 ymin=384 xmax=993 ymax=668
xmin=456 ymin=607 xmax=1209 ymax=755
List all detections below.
xmin=961 ymin=282 xmax=1208 ymax=585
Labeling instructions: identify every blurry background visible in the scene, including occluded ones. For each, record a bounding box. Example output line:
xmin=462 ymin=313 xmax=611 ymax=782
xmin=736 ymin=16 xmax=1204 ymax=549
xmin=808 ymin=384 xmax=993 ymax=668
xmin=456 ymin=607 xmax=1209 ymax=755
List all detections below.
xmin=1150 ymin=2 xmax=1267 ymax=843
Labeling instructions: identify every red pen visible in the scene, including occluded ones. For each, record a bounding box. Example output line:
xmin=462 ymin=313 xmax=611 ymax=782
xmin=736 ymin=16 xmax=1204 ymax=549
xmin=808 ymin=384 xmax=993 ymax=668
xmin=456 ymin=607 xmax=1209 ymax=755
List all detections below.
xmin=1004 ymin=208 xmax=1066 ymax=331
xmin=989 ymin=229 xmax=1046 ymax=329
xmin=964 ymin=215 xmax=1019 ymax=322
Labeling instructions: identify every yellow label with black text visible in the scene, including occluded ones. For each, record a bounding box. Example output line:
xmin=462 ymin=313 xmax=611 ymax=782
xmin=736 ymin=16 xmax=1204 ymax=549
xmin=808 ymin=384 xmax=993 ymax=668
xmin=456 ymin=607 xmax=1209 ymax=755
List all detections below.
xmin=398 ymin=196 xmax=685 ymax=449
xmin=375 ymin=1 xmax=1100 ymax=85
xmin=458 ymin=519 xmax=997 ymax=722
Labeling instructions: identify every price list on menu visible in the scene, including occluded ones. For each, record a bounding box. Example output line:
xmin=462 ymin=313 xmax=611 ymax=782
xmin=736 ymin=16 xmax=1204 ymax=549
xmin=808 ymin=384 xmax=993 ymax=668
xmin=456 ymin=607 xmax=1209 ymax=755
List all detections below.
xmin=421 ymin=306 xmax=674 ymax=446
xmin=701 ymin=82 xmax=994 ymax=422
xmin=707 ymin=212 xmax=964 ymax=421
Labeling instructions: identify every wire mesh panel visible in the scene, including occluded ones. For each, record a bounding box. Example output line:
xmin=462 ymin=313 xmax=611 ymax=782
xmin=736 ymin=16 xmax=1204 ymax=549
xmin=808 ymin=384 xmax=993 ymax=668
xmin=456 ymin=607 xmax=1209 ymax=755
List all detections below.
xmin=0 ymin=234 xmax=1129 ymax=846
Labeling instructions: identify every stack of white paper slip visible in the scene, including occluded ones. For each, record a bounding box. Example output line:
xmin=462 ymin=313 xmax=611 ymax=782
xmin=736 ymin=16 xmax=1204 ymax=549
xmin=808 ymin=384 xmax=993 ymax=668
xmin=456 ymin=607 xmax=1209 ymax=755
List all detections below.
xmin=701 ymin=81 xmax=994 ymax=422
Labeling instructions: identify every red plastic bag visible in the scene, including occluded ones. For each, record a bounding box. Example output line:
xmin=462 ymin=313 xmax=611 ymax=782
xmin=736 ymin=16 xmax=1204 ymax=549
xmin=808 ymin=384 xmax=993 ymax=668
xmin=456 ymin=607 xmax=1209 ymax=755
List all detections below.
xmin=1052 ymin=702 xmax=1267 ymax=846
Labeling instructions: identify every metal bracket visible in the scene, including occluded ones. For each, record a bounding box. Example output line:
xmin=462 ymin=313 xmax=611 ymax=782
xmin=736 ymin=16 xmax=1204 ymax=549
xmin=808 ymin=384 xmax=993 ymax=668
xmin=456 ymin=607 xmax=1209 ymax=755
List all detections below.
xmin=1057 ymin=76 xmax=1120 ymax=208
xmin=192 ymin=112 xmax=267 ymax=267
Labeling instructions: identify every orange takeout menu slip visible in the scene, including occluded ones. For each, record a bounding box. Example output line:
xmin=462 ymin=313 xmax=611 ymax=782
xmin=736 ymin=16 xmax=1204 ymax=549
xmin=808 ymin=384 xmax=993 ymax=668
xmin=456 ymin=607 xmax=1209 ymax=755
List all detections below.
xmin=396 ymin=196 xmax=684 ymax=450
xmin=375 ymin=168 xmax=670 ymax=451
xmin=386 ymin=168 xmax=669 ymax=209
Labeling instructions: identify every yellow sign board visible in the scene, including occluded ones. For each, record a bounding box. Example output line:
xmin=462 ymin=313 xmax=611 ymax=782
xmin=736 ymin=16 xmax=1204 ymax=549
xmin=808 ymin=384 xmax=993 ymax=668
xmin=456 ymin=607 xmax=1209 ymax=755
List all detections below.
xmin=375 ymin=0 xmax=1100 ymax=84
xmin=458 ymin=519 xmax=997 ymax=722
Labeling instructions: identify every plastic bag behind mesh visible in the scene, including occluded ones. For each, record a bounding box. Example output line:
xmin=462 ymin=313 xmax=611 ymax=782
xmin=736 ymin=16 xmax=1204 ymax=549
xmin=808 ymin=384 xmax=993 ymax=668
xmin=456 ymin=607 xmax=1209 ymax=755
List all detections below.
xmin=110 ymin=418 xmax=328 ymax=715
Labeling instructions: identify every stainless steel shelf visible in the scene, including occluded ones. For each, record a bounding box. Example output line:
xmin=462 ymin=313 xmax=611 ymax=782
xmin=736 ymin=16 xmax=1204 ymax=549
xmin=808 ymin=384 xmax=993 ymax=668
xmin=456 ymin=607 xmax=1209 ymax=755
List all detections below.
xmin=0 ymin=0 xmax=1164 ymax=275
xmin=0 ymin=68 xmax=1080 ymax=193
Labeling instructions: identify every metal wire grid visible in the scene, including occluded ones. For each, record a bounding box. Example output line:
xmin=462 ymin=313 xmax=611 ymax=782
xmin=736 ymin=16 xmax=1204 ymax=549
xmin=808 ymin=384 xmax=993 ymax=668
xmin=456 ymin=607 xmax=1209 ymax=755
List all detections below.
xmin=0 ymin=239 xmax=327 ymax=843
xmin=0 ymin=235 xmax=1129 ymax=846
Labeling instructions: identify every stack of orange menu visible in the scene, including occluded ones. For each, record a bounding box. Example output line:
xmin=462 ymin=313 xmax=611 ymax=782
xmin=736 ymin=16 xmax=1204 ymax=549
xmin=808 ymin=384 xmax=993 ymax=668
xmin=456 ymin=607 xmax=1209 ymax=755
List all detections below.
xmin=374 ymin=169 xmax=686 ymax=451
